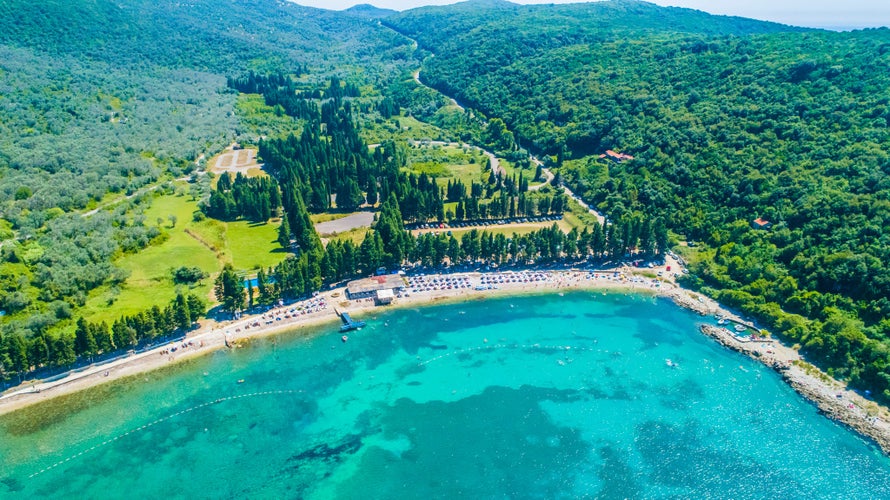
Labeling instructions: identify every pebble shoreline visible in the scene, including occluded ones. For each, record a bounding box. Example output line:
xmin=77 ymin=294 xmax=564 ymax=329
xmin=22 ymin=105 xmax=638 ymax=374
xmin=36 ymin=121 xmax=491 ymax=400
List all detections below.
xmin=697 ymin=324 xmax=890 ymax=455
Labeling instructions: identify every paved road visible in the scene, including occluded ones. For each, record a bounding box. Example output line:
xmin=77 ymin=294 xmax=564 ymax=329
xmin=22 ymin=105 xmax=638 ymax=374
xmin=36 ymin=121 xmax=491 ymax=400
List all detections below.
xmin=395 ymin=28 xmax=607 ymax=226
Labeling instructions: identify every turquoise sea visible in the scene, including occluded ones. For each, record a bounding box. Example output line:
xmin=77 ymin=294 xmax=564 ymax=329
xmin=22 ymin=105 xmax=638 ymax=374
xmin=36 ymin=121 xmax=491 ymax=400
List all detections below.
xmin=2 ymin=292 xmax=890 ymax=498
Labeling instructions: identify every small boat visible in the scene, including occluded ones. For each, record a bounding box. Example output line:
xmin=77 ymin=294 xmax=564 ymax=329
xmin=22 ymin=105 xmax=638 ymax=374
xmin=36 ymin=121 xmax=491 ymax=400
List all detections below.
xmin=717 ymin=318 xmax=727 ymax=325
xmin=341 ymin=335 xmax=348 ymax=343
xmin=665 ymin=359 xmax=675 ymax=368
xmin=237 ymin=379 xmax=245 ymax=384
xmin=734 ymin=324 xmax=748 ymax=332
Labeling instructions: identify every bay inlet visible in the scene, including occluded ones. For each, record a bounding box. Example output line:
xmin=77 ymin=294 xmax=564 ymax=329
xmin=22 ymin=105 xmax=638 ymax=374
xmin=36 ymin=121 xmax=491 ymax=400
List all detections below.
xmin=2 ymin=292 xmax=889 ymax=498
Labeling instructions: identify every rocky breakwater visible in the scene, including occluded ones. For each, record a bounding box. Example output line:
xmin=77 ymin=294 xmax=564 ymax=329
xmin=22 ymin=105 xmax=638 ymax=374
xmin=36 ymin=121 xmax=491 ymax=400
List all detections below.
xmin=700 ymin=324 xmax=890 ymax=456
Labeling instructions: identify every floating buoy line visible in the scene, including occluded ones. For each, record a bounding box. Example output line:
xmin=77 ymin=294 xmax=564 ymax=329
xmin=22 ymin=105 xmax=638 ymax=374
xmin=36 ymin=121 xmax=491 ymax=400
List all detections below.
xmin=29 ymin=389 xmax=302 ymax=479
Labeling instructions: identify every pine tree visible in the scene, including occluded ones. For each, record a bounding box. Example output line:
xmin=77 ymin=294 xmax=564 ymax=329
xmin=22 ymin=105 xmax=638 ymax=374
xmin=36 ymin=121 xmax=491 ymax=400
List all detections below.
xmin=52 ymin=335 xmax=77 ymax=367
xmin=215 ymin=264 xmax=246 ymax=313
xmin=187 ymin=294 xmax=206 ymax=322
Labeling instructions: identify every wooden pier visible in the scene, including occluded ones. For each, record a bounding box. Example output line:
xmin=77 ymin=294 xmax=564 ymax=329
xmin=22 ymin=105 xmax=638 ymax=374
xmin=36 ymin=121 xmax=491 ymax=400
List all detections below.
xmin=335 ymin=309 xmax=366 ymax=332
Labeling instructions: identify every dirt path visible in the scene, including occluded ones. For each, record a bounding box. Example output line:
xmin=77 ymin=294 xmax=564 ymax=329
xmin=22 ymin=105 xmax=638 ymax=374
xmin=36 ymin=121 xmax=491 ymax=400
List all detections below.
xmin=81 ymin=175 xmax=189 ymax=218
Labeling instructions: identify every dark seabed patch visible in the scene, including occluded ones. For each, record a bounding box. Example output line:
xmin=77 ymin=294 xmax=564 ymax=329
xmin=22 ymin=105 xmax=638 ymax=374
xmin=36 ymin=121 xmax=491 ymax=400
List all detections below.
xmin=328 ymin=385 xmax=591 ymax=498
xmin=657 ymin=377 xmax=706 ymax=411
xmin=635 ymin=419 xmax=810 ymax=497
xmin=595 ymin=445 xmax=643 ymax=499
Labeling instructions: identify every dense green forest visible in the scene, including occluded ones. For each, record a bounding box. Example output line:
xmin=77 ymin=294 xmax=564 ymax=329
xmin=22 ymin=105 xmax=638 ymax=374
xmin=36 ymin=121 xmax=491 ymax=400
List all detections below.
xmin=387 ymin=1 xmax=890 ymax=399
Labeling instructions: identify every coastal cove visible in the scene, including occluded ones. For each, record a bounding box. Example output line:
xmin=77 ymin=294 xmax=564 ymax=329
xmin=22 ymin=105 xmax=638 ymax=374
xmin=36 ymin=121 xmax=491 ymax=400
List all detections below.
xmin=2 ymin=287 xmax=890 ymax=497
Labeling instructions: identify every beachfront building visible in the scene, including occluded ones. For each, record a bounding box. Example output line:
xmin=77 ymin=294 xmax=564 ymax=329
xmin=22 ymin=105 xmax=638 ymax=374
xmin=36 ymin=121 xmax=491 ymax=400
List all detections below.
xmin=346 ymin=274 xmax=406 ymax=302
xmin=375 ymin=289 xmax=395 ymax=305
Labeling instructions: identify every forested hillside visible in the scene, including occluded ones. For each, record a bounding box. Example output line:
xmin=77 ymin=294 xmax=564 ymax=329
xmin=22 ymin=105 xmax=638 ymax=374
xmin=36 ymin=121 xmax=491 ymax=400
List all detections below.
xmin=386 ymin=1 xmax=890 ymax=399
xmin=0 ymin=0 xmax=414 ymax=376
xmin=0 ymin=0 xmax=409 ymax=216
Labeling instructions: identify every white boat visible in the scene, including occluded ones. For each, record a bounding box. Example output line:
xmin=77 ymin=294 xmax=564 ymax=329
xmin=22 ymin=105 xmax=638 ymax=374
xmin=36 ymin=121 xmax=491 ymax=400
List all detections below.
xmin=665 ymin=359 xmax=676 ymax=368
xmin=734 ymin=324 xmax=748 ymax=332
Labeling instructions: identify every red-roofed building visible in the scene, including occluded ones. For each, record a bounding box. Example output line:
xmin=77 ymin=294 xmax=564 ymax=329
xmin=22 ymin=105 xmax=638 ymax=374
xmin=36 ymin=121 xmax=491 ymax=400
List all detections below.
xmin=751 ymin=218 xmax=772 ymax=230
xmin=598 ymin=150 xmax=635 ymax=163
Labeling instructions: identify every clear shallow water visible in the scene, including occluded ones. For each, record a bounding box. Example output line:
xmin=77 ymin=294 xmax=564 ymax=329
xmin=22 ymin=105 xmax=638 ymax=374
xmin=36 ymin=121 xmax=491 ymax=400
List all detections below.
xmin=2 ymin=292 xmax=890 ymax=498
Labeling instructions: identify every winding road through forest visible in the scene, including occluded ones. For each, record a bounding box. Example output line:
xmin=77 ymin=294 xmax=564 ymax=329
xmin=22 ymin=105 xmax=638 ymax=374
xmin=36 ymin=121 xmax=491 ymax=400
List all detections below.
xmin=396 ymin=27 xmax=606 ymax=225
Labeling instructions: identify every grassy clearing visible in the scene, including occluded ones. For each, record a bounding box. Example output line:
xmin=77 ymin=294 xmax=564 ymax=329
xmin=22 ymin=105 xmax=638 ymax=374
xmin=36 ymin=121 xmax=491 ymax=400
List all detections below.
xmin=324 ymin=228 xmax=371 ymax=246
xmin=564 ymin=198 xmax=601 ymax=229
xmin=675 ymin=243 xmax=709 ymax=267
xmin=560 ymin=209 xmax=595 ymax=231
xmin=310 ymin=212 xmax=351 ymax=224
xmin=82 ymin=194 xmax=218 ymax=323
xmin=406 ymin=143 xmax=488 ymax=188
xmin=362 ymin=114 xmax=451 ymax=144
xmin=235 ymin=93 xmax=297 ymax=142
xmin=226 ymin=220 xmax=286 ymax=270
xmin=244 ymin=167 xmax=268 ymax=178
xmin=81 ymin=193 xmax=290 ymax=323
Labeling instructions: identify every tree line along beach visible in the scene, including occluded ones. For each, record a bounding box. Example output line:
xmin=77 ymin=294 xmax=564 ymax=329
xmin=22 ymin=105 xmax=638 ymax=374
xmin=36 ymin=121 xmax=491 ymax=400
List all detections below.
xmin=3 ymin=262 xmax=889 ymax=457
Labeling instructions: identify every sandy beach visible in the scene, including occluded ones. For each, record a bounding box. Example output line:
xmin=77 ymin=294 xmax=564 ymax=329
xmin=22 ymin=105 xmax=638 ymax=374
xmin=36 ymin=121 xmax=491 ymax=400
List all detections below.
xmin=2 ymin=262 xmax=889 ymax=455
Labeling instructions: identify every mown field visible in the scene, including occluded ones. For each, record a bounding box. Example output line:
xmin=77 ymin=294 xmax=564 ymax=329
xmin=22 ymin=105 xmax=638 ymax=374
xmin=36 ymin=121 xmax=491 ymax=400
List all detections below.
xmin=80 ymin=191 xmax=289 ymax=323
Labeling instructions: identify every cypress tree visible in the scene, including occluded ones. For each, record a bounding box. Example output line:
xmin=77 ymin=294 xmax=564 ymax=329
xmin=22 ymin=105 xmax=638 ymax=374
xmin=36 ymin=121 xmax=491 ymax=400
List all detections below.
xmin=278 ymin=215 xmax=292 ymax=250
xmin=366 ymin=178 xmax=379 ymax=206
xmin=93 ymin=322 xmax=113 ymax=353
xmin=215 ymin=264 xmax=246 ymax=313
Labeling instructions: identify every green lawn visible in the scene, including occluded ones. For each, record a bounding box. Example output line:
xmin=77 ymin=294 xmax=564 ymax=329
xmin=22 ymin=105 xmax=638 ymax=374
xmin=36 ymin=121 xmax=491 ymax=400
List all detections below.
xmin=226 ymin=220 xmax=286 ymax=270
xmin=362 ymin=114 xmax=452 ymax=144
xmin=406 ymin=143 xmax=489 ymax=188
xmin=82 ymin=194 xmax=218 ymax=322
xmin=310 ymin=212 xmax=350 ymax=224
xmin=81 ymin=193 xmax=289 ymax=323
